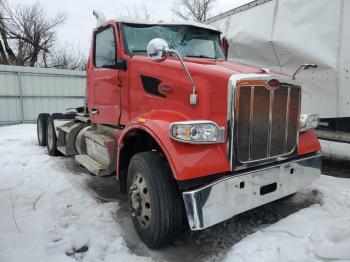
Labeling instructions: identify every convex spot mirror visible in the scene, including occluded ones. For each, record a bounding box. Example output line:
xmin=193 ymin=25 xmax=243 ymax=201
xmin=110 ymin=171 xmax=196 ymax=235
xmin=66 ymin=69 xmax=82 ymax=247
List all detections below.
xmin=147 ymin=38 xmax=169 ymax=62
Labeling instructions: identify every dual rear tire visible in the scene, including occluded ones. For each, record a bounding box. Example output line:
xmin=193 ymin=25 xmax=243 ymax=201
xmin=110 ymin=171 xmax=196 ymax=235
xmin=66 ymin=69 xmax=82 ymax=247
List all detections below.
xmin=37 ymin=113 xmax=50 ymax=146
xmin=46 ymin=115 xmax=59 ymax=156
xmin=36 ymin=113 xmax=59 ymax=156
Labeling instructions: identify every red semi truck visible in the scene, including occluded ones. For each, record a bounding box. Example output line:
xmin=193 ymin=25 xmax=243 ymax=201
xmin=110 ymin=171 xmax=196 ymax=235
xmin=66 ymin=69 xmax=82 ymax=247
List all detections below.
xmin=36 ymin=13 xmax=322 ymax=248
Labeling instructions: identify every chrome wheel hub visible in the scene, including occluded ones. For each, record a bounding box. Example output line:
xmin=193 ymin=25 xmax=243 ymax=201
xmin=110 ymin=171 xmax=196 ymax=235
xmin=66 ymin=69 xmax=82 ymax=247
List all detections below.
xmin=129 ymin=173 xmax=151 ymax=228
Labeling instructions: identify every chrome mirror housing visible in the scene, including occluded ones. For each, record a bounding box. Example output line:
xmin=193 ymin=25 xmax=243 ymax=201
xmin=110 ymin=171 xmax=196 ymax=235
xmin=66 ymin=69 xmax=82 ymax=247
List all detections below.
xmin=147 ymin=38 xmax=169 ymax=62
xmin=146 ymin=38 xmax=198 ymax=106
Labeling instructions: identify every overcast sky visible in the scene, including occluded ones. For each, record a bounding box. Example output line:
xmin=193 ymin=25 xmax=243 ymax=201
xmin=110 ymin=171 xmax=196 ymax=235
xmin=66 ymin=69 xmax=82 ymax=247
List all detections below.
xmin=9 ymin=0 xmax=251 ymax=56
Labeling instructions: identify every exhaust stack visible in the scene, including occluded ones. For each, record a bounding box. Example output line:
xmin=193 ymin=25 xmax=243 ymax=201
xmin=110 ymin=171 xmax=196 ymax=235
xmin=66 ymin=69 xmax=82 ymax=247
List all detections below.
xmin=93 ymin=10 xmax=106 ymax=26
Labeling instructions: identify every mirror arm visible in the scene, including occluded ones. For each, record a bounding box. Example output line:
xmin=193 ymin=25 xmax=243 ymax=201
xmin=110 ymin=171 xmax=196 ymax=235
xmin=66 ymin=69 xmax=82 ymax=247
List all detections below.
xmin=168 ymin=49 xmax=197 ymax=106
xmin=292 ymin=63 xmax=317 ymax=79
xmin=146 ymin=38 xmax=197 ymax=106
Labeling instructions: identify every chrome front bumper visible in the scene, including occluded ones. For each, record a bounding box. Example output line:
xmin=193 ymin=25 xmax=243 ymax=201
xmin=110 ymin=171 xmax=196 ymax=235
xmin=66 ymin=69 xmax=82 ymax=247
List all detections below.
xmin=182 ymin=154 xmax=321 ymax=230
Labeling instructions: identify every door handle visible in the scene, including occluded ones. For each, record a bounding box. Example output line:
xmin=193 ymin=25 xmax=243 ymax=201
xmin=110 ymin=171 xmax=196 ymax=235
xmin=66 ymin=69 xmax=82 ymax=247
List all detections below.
xmin=91 ymin=108 xmax=99 ymax=115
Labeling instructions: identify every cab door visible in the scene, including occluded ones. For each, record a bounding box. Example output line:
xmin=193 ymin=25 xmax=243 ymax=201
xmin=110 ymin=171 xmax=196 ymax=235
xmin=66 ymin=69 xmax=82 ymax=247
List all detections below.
xmin=90 ymin=25 xmax=121 ymax=125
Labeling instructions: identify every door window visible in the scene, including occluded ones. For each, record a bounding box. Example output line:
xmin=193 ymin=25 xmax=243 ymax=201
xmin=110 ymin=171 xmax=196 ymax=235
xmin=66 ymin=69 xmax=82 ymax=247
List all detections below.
xmin=94 ymin=27 xmax=116 ymax=67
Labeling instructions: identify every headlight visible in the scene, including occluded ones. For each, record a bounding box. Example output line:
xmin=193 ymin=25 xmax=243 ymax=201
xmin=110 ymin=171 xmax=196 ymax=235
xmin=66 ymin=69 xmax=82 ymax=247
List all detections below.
xmin=300 ymin=114 xmax=320 ymax=131
xmin=169 ymin=121 xmax=225 ymax=144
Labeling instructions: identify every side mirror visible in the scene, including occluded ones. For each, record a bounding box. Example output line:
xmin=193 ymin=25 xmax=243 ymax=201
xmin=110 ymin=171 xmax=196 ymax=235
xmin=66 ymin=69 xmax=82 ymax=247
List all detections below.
xmin=147 ymin=38 xmax=169 ymax=62
xmin=147 ymin=38 xmax=199 ymax=106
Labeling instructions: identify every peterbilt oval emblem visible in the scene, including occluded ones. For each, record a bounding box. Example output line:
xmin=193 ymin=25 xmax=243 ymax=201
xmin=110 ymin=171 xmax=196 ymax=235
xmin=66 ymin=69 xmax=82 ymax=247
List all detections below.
xmin=266 ymin=79 xmax=281 ymax=90
xmin=157 ymin=83 xmax=173 ymax=95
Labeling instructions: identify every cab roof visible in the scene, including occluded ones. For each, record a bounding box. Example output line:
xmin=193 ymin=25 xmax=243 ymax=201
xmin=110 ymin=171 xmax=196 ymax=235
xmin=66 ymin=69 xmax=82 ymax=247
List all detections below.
xmin=114 ymin=18 xmax=221 ymax=33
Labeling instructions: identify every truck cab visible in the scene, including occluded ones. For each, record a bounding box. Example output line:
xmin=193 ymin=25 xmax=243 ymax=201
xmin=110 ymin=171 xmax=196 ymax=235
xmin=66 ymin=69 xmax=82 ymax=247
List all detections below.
xmin=36 ymin=16 xmax=322 ymax=249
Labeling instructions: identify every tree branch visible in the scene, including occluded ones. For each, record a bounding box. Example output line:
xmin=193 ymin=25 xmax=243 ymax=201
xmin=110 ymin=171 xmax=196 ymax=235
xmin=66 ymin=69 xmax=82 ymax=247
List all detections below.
xmin=172 ymin=0 xmax=216 ymax=22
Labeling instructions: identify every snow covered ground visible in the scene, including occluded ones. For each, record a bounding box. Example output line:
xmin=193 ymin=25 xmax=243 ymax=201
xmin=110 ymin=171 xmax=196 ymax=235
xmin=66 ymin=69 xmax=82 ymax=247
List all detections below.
xmin=0 ymin=124 xmax=350 ymax=262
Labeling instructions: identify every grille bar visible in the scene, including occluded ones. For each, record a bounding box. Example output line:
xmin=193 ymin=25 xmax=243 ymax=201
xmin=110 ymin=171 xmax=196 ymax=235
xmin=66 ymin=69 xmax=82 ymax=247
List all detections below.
xmin=236 ymin=84 xmax=300 ymax=164
xmin=284 ymin=87 xmax=291 ymax=153
xmin=248 ymin=87 xmax=254 ymax=161
xmin=267 ymin=90 xmax=274 ymax=157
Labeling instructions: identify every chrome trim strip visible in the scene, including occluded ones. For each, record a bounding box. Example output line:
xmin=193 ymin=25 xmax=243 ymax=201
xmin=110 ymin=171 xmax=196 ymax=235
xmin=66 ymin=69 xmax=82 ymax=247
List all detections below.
xmin=183 ymin=153 xmax=321 ymax=230
xmin=267 ymin=90 xmax=274 ymax=157
xmin=284 ymin=87 xmax=291 ymax=152
xmin=248 ymin=86 xmax=255 ymax=160
xmin=237 ymin=149 xmax=296 ymax=165
xmin=297 ymin=88 xmax=302 ymax=145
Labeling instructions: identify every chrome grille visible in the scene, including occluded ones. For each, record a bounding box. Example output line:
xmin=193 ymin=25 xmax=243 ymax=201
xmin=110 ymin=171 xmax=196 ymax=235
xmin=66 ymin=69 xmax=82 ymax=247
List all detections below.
xmin=236 ymin=84 xmax=300 ymax=163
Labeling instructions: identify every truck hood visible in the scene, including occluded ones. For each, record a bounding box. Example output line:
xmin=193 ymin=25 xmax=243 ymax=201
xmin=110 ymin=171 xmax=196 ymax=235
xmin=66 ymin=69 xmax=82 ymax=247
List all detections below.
xmin=182 ymin=57 xmax=267 ymax=75
xmin=127 ymin=55 xmax=285 ymax=127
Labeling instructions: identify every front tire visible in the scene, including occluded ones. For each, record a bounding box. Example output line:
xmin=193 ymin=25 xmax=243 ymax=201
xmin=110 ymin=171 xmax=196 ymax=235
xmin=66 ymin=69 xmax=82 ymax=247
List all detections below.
xmin=46 ymin=115 xmax=59 ymax=156
xmin=37 ymin=113 xmax=50 ymax=146
xmin=127 ymin=152 xmax=184 ymax=249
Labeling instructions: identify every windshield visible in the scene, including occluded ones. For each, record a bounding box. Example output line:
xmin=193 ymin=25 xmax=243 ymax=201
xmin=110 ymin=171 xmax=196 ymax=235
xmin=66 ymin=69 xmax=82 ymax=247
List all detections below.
xmin=122 ymin=24 xmax=225 ymax=60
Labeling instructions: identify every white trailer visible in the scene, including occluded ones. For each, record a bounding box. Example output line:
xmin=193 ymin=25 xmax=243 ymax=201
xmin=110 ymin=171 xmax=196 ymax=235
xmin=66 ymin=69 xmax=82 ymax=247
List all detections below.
xmin=207 ymin=0 xmax=350 ymax=157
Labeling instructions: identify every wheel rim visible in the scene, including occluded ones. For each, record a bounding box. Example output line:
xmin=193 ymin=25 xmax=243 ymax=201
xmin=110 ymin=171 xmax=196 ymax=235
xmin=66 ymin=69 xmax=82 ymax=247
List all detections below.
xmin=47 ymin=121 xmax=54 ymax=150
xmin=129 ymin=173 xmax=151 ymax=228
xmin=38 ymin=119 xmax=43 ymax=142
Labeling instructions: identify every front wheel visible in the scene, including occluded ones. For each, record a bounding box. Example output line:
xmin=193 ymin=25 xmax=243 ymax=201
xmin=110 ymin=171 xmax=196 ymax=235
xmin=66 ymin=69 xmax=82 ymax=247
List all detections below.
xmin=127 ymin=152 xmax=184 ymax=249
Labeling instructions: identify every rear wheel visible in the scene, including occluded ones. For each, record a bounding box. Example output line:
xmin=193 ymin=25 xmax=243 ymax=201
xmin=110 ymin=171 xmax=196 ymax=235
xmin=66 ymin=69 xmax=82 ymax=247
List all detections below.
xmin=127 ymin=152 xmax=184 ymax=249
xmin=37 ymin=113 xmax=50 ymax=146
xmin=46 ymin=115 xmax=59 ymax=156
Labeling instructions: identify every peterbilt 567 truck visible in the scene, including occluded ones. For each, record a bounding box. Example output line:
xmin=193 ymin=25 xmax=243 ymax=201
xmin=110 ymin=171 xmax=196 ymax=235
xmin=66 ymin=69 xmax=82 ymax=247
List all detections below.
xmin=36 ymin=12 xmax=322 ymax=248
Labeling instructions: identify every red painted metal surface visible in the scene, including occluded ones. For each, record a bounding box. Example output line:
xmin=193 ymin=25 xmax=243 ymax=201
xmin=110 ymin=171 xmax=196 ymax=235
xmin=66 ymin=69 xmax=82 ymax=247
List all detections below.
xmin=87 ymin=22 xmax=122 ymax=125
xmin=86 ymin=20 xmax=321 ymax=182
xmin=116 ymin=110 xmax=230 ymax=181
xmin=298 ymin=130 xmax=321 ymax=155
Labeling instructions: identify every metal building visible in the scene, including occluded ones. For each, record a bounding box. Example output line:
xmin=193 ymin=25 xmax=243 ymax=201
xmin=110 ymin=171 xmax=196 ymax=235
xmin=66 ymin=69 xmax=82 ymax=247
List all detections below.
xmin=0 ymin=65 xmax=86 ymax=125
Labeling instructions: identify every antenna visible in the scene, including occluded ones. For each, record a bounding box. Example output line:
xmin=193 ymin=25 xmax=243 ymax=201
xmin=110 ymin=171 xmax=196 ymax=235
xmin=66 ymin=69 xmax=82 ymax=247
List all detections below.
xmin=93 ymin=10 xmax=106 ymax=26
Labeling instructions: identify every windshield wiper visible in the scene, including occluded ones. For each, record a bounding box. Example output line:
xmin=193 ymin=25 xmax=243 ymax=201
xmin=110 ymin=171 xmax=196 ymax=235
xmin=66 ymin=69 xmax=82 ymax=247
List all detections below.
xmin=130 ymin=50 xmax=146 ymax=55
xmin=185 ymin=55 xmax=215 ymax=59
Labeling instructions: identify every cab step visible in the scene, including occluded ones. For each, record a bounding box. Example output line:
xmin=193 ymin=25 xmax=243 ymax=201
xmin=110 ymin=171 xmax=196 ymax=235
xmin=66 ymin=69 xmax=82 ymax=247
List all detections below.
xmin=75 ymin=154 xmax=109 ymax=176
xmin=75 ymin=128 xmax=117 ymax=176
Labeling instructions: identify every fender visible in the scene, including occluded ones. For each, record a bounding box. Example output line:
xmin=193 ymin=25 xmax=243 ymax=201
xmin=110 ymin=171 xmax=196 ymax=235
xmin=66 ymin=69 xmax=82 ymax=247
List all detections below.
xmin=117 ymin=110 xmax=231 ymax=181
xmin=117 ymin=110 xmax=320 ymax=181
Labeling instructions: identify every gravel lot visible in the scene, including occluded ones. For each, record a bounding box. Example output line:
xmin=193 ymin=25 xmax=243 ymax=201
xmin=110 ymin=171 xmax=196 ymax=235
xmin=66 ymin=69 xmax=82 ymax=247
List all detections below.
xmin=321 ymin=156 xmax=350 ymax=178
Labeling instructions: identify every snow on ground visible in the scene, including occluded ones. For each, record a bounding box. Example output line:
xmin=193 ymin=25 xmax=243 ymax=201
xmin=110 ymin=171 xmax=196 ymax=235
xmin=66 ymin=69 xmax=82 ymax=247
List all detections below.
xmin=224 ymin=175 xmax=350 ymax=262
xmin=0 ymin=124 xmax=350 ymax=262
xmin=0 ymin=124 xmax=151 ymax=262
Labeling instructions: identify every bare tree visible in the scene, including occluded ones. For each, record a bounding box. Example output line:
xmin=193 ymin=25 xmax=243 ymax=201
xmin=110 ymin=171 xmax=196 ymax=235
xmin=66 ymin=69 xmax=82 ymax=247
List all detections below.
xmin=40 ymin=44 xmax=86 ymax=70
xmin=117 ymin=3 xmax=152 ymax=20
xmin=0 ymin=0 xmax=66 ymax=66
xmin=172 ymin=0 xmax=216 ymax=22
